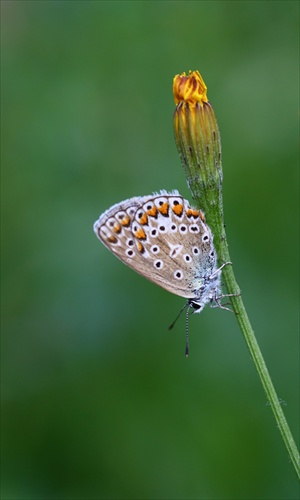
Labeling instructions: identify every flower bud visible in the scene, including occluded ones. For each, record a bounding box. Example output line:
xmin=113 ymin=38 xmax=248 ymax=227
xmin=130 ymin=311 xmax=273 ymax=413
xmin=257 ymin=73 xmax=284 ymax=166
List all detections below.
xmin=173 ymin=71 xmax=223 ymax=218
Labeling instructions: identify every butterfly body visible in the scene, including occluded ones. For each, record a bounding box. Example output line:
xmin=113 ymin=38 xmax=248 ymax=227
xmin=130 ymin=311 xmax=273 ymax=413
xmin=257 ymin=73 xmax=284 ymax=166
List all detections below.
xmin=94 ymin=190 xmax=222 ymax=313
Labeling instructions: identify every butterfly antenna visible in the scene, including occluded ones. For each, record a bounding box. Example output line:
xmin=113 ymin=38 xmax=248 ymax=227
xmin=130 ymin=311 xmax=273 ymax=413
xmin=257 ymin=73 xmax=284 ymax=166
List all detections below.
xmin=185 ymin=303 xmax=192 ymax=358
xmin=168 ymin=302 xmax=188 ymax=331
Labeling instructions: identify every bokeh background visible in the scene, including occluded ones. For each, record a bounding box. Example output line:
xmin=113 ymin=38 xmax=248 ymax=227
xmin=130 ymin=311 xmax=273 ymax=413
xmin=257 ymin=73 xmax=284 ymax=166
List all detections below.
xmin=2 ymin=1 xmax=299 ymax=499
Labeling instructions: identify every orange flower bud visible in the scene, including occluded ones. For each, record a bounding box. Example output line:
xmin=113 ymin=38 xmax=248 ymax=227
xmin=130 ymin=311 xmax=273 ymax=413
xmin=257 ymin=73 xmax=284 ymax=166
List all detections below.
xmin=172 ymin=70 xmax=223 ymax=222
xmin=173 ymin=70 xmax=208 ymax=107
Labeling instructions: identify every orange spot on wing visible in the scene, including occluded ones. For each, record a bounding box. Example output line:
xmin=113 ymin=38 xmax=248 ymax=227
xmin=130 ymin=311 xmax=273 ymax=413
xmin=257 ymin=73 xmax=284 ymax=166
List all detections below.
xmin=199 ymin=211 xmax=205 ymax=221
xmin=146 ymin=206 xmax=158 ymax=217
xmin=113 ymin=222 xmax=122 ymax=233
xmin=172 ymin=203 xmax=183 ymax=216
xmin=107 ymin=235 xmax=118 ymax=244
xmin=139 ymin=213 xmax=148 ymax=225
xmin=186 ymin=208 xmax=200 ymax=218
xmin=137 ymin=242 xmax=145 ymax=253
xmin=135 ymin=228 xmax=146 ymax=240
xmin=158 ymin=202 xmax=169 ymax=216
xmin=120 ymin=215 xmax=131 ymax=227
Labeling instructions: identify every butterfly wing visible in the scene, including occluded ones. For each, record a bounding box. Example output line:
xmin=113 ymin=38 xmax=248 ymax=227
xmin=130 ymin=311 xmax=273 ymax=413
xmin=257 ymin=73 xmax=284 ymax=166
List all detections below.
xmin=94 ymin=191 xmax=217 ymax=300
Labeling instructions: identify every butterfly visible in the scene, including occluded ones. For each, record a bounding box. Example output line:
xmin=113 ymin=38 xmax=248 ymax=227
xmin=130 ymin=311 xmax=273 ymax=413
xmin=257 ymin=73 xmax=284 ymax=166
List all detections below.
xmin=94 ymin=190 xmax=230 ymax=355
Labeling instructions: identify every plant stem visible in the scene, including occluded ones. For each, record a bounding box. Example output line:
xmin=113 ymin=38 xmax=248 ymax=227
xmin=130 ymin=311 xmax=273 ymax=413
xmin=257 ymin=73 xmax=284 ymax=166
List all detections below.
xmin=199 ymin=176 xmax=299 ymax=479
xmin=220 ymin=231 xmax=300 ymax=479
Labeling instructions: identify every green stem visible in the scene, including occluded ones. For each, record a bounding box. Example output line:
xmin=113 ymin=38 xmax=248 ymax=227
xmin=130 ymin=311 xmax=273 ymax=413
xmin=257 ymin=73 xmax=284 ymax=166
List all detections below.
xmin=221 ymin=231 xmax=300 ymax=479
xmin=195 ymin=166 xmax=300 ymax=479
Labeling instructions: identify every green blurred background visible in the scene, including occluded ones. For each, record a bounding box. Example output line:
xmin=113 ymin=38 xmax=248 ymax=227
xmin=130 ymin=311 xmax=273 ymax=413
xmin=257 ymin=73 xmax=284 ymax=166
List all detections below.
xmin=1 ymin=1 xmax=299 ymax=499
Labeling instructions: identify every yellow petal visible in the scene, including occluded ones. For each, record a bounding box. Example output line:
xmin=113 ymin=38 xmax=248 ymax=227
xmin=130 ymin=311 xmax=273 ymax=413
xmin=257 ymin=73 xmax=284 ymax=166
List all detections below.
xmin=173 ymin=70 xmax=208 ymax=106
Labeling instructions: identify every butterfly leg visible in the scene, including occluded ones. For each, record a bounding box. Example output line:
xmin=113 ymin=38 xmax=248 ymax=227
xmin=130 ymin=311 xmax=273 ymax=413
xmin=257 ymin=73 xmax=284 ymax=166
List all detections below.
xmin=212 ymin=292 xmax=241 ymax=312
